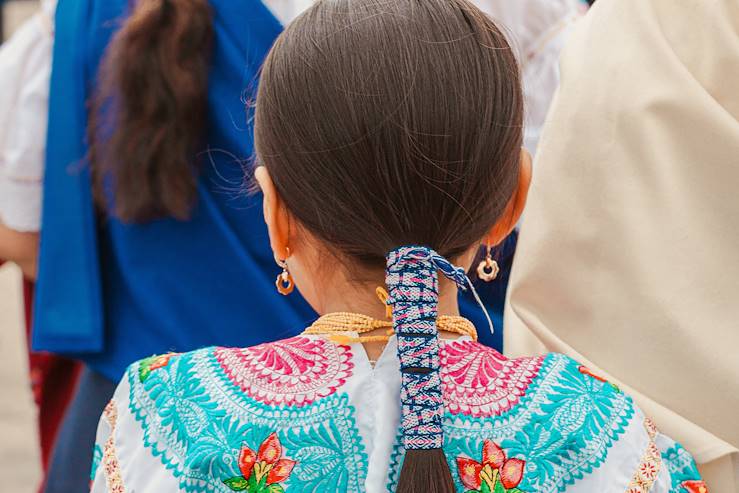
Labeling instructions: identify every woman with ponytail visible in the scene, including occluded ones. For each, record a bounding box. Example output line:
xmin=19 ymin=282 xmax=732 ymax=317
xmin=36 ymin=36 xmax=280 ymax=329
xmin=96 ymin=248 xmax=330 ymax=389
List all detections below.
xmin=91 ymin=1 xmax=706 ymax=491
xmin=31 ymin=0 xmax=572 ymax=489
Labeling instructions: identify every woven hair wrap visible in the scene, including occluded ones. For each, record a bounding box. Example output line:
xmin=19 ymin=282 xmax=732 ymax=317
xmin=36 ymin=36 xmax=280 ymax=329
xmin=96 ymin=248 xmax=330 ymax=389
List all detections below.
xmin=385 ymin=246 xmax=473 ymax=450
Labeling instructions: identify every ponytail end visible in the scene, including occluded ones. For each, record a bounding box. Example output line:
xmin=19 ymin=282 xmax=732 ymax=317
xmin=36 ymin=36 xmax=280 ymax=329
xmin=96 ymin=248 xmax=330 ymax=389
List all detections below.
xmin=397 ymin=449 xmax=455 ymax=493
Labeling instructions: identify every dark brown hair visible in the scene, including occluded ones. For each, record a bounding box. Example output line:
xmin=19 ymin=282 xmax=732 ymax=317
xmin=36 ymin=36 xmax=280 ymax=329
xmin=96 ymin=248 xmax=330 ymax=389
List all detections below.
xmin=89 ymin=0 xmax=213 ymax=222
xmin=256 ymin=0 xmax=523 ymax=491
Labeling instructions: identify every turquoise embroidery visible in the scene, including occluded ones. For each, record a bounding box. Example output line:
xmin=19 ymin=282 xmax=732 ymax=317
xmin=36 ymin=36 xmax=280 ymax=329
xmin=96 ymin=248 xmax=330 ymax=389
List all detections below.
xmin=90 ymin=444 xmax=103 ymax=481
xmin=128 ymin=348 xmax=368 ymax=492
xmin=386 ymin=354 xmax=634 ymax=492
xmin=662 ymin=443 xmax=702 ymax=490
xmin=502 ymin=357 xmax=633 ymax=491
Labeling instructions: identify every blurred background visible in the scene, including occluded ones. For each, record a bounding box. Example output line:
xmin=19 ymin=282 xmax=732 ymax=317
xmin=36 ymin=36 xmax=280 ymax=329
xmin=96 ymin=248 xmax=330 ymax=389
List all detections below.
xmin=1 ymin=3 xmax=43 ymax=492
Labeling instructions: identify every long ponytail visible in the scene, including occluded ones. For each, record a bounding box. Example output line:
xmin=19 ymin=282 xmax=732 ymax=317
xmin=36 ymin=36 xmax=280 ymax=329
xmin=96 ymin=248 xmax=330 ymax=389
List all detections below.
xmin=255 ymin=0 xmax=523 ymax=486
xmin=386 ymin=247 xmax=476 ymax=493
xmin=89 ymin=0 xmax=213 ymax=222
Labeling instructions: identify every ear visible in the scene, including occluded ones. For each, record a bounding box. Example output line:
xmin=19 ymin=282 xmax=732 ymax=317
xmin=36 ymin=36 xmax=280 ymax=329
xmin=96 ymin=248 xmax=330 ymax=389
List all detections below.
xmin=485 ymin=149 xmax=532 ymax=246
xmin=254 ymin=166 xmax=291 ymax=260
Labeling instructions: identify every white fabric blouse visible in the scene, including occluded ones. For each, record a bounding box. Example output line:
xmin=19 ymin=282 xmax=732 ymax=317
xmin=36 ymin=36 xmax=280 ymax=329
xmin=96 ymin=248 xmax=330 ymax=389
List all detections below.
xmin=90 ymin=332 xmax=706 ymax=492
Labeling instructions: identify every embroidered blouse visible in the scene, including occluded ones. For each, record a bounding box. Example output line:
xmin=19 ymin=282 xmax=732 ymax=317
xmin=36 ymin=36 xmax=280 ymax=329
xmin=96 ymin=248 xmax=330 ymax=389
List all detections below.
xmin=90 ymin=334 xmax=706 ymax=492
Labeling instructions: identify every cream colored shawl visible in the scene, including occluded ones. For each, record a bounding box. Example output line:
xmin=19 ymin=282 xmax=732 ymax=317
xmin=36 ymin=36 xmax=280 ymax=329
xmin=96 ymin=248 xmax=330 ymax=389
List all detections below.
xmin=505 ymin=0 xmax=739 ymax=489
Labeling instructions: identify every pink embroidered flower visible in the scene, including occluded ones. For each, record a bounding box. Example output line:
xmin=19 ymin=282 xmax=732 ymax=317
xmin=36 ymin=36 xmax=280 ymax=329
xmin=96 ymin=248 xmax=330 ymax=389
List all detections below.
xmin=456 ymin=439 xmax=527 ymax=492
xmin=224 ymin=433 xmax=297 ymax=492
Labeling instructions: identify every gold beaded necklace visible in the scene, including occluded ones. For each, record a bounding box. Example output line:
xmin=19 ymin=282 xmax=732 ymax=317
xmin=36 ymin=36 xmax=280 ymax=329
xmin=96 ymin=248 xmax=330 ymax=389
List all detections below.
xmin=304 ymin=312 xmax=478 ymax=345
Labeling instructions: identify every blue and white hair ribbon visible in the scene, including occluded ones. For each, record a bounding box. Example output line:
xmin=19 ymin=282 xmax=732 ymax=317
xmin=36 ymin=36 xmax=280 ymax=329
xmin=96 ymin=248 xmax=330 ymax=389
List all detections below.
xmin=385 ymin=246 xmax=493 ymax=450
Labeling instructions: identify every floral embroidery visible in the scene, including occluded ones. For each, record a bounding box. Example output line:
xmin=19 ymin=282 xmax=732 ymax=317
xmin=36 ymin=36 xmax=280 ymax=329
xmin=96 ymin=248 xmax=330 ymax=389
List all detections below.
xmin=644 ymin=417 xmax=658 ymax=437
xmin=215 ymin=337 xmax=354 ymax=407
xmin=662 ymin=443 xmax=705 ymax=492
xmin=129 ymin=348 xmax=368 ymax=492
xmin=681 ymin=480 xmax=709 ymax=493
xmin=578 ymin=365 xmax=620 ymax=392
xmin=456 ymin=440 xmax=527 ymax=493
xmin=625 ymin=419 xmax=662 ymax=492
xmin=102 ymin=401 xmax=125 ymax=492
xmin=223 ymin=433 xmax=297 ymax=492
xmin=387 ymin=354 xmax=634 ymax=492
xmin=441 ymin=340 xmax=543 ymax=418
xmin=499 ymin=355 xmax=633 ymax=491
xmin=138 ymin=353 xmax=177 ymax=383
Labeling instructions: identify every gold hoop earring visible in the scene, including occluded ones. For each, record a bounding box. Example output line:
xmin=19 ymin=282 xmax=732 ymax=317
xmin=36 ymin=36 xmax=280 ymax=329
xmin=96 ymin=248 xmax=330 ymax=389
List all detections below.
xmin=477 ymin=244 xmax=500 ymax=282
xmin=275 ymin=248 xmax=295 ymax=296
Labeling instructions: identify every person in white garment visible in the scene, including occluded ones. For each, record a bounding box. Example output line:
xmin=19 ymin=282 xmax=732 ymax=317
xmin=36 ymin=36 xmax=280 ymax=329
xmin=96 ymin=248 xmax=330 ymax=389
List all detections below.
xmin=0 ymin=0 xmax=55 ymax=278
xmin=504 ymin=0 xmax=739 ymax=491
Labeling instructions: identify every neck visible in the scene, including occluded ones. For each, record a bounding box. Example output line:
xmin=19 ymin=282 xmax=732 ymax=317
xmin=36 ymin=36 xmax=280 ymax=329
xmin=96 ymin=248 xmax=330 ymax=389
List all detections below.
xmin=318 ymin=276 xmax=462 ymax=320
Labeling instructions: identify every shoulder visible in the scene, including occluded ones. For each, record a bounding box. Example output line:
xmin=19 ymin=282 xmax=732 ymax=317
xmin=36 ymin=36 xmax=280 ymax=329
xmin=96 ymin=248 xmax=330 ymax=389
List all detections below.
xmin=440 ymin=339 xmax=546 ymax=417
xmin=496 ymin=352 xmax=706 ymax=492
xmin=106 ymin=340 xmax=368 ymax=492
xmin=442 ymin=348 xmax=647 ymax=491
xmin=128 ymin=336 xmax=356 ymax=408
xmin=440 ymin=342 xmax=632 ymax=423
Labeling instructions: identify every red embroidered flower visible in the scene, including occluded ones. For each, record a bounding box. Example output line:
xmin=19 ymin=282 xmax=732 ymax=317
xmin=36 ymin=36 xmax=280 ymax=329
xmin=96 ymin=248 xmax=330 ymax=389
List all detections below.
xmin=224 ymin=433 xmax=297 ymax=492
xmin=500 ymin=458 xmax=525 ymax=489
xmin=638 ymin=461 xmax=659 ymax=481
xmin=456 ymin=440 xmax=527 ymax=492
xmin=457 ymin=457 xmax=484 ymax=490
xmin=682 ymin=480 xmax=709 ymax=493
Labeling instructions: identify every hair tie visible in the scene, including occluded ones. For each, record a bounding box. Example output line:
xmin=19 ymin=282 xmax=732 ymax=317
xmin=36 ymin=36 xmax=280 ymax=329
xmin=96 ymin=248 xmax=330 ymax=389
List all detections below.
xmin=385 ymin=246 xmax=487 ymax=451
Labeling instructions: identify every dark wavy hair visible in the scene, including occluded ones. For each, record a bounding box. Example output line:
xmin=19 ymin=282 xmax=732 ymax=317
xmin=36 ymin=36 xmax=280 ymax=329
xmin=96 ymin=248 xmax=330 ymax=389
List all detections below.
xmin=255 ymin=0 xmax=524 ymax=491
xmin=89 ymin=0 xmax=213 ymax=222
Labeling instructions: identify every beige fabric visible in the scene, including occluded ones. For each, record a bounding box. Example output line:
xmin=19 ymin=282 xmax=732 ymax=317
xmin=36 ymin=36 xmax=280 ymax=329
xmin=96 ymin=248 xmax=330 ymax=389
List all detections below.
xmin=504 ymin=0 xmax=739 ymax=489
xmin=699 ymin=454 xmax=739 ymax=493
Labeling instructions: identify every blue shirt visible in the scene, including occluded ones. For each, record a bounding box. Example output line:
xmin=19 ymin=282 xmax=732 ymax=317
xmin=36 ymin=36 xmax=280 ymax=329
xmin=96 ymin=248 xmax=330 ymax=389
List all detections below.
xmin=35 ymin=0 xmax=505 ymax=382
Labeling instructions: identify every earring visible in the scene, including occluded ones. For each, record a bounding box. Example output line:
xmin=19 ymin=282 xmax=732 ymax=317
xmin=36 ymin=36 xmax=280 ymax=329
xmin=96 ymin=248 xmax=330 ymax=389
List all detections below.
xmin=275 ymin=248 xmax=295 ymax=296
xmin=477 ymin=244 xmax=500 ymax=282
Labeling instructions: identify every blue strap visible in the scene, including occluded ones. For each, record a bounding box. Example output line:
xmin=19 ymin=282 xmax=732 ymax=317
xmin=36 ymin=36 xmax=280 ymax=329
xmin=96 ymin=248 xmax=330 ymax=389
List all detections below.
xmin=33 ymin=0 xmax=104 ymax=353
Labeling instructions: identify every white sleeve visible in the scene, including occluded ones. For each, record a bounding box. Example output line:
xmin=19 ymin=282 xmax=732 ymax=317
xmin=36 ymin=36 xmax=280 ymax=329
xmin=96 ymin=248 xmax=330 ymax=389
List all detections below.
xmin=90 ymin=362 xmax=182 ymax=493
xmin=469 ymin=0 xmax=583 ymax=155
xmin=90 ymin=379 xmax=130 ymax=493
xmin=520 ymin=15 xmax=579 ymax=155
xmin=0 ymin=7 xmax=54 ymax=232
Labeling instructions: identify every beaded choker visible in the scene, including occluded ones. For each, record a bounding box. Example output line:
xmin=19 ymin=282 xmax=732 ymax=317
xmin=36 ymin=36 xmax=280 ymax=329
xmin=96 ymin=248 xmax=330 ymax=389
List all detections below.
xmin=304 ymin=312 xmax=478 ymax=345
